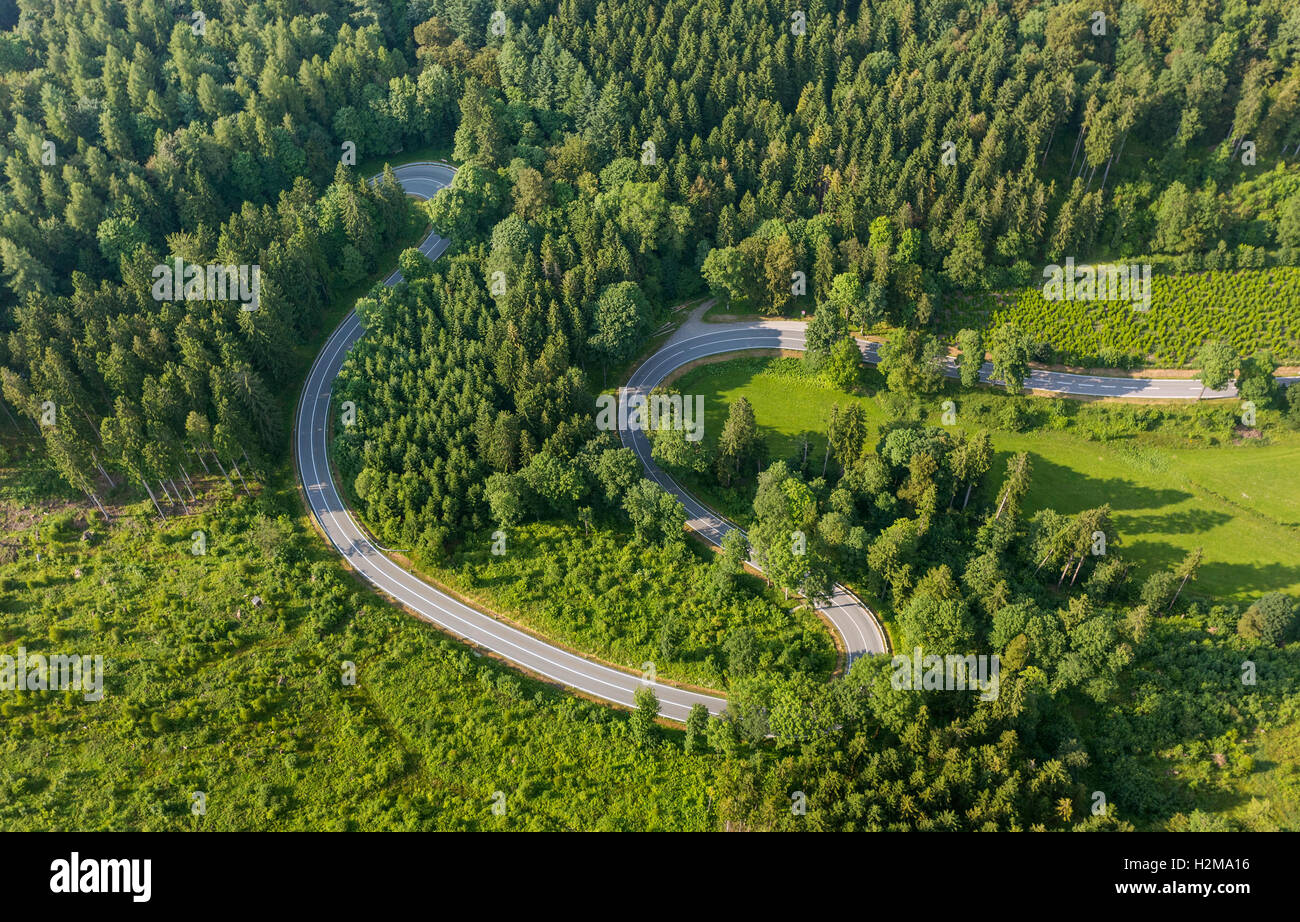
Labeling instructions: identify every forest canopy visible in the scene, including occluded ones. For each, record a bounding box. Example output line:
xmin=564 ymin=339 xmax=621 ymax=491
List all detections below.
xmin=1 ymin=0 xmax=1298 ymax=831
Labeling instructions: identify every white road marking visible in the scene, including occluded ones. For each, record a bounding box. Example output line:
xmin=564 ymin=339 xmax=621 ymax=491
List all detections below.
xmin=297 ymin=161 xmax=1274 ymax=720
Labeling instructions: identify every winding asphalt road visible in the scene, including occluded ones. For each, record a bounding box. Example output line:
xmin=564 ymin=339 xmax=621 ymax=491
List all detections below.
xmin=296 ymin=160 xmax=1285 ymax=721
xmin=621 ymin=327 xmax=889 ymax=667
xmin=296 ymin=162 xmax=727 ymax=720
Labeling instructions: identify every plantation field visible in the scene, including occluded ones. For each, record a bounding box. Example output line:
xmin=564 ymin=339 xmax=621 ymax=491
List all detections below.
xmin=0 ymin=464 xmax=719 ymax=831
xmin=938 ymin=267 xmax=1300 ymax=368
xmin=429 ymin=521 xmax=835 ymax=690
xmin=671 ymin=357 xmax=1300 ymax=602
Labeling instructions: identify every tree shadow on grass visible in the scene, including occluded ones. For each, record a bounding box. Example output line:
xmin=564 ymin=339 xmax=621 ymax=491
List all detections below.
xmin=989 ymin=449 xmax=1194 ymax=515
xmin=1117 ymin=506 xmax=1234 ymax=541
xmin=1130 ymin=539 xmax=1300 ymax=599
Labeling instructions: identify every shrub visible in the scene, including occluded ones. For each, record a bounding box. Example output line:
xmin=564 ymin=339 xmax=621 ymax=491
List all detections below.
xmin=1140 ymin=571 xmax=1179 ymax=611
xmin=1236 ymin=593 xmax=1297 ymax=646
xmin=998 ymin=400 xmax=1033 ymax=432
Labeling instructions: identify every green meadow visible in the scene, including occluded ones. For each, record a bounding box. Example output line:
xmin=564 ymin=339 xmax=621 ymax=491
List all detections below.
xmin=670 ymin=357 xmax=1300 ymax=603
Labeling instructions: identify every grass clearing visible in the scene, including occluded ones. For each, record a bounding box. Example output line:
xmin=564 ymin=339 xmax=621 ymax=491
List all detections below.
xmin=671 ymin=356 xmax=1300 ymax=602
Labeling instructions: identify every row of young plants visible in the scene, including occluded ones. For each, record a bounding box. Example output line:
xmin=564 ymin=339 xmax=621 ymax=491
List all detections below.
xmin=939 ymin=267 xmax=1300 ymax=368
